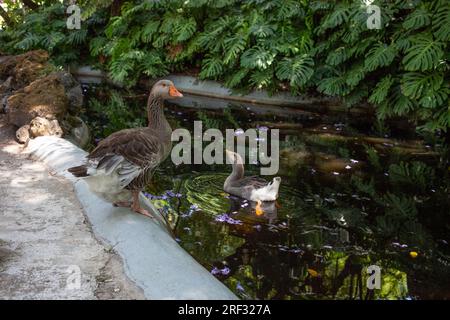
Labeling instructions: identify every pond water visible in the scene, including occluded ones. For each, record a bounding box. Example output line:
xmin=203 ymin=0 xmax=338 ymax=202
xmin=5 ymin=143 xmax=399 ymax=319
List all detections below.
xmin=83 ymin=86 xmax=450 ymax=300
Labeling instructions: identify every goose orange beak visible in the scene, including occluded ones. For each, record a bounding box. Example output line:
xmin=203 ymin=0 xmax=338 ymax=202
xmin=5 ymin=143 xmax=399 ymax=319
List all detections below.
xmin=169 ymin=85 xmax=183 ymax=97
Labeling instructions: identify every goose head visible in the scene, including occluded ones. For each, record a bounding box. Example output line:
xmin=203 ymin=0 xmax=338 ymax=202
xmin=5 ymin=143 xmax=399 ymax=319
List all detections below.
xmin=225 ymin=149 xmax=244 ymax=164
xmin=151 ymin=80 xmax=183 ymax=99
xmin=267 ymin=176 xmax=282 ymax=193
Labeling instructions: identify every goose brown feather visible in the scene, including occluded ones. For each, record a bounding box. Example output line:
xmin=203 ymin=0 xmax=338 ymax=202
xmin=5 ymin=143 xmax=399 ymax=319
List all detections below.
xmin=68 ymin=80 xmax=183 ymax=217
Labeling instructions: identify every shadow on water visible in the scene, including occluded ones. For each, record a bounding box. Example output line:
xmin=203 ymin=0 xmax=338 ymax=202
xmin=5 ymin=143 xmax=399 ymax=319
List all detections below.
xmin=82 ymin=86 xmax=450 ymax=300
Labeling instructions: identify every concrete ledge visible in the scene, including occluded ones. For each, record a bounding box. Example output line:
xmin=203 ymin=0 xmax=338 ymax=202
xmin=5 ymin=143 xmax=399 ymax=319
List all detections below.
xmin=25 ymin=136 xmax=237 ymax=300
xmin=71 ymin=67 xmax=372 ymax=115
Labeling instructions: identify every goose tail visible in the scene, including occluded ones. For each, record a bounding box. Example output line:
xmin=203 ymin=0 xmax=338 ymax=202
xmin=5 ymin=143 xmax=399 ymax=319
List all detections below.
xmin=68 ymin=165 xmax=89 ymax=177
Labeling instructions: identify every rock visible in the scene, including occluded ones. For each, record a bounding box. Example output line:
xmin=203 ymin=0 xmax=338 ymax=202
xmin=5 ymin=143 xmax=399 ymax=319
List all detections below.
xmin=54 ymin=71 xmax=84 ymax=113
xmin=0 ymin=76 xmax=13 ymax=95
xmin=0 ymin=76 xmax=13 ymax=113
xmin=62 ymin=116 xmax=90 ymax=148
xmin=7 ymin=73 xmax=69 ymax=127
xmin=16 ymin=125 xmax=30 ymax=144
xmin=15 ymin=117 xmax=63 ymax=144
xmin=29 ymin=116 xmax=63 ymax=138
xmin=1 ymin=51 xmax=86 ymax=145
xmin=0 ymin=50 xmax=50 ymax=88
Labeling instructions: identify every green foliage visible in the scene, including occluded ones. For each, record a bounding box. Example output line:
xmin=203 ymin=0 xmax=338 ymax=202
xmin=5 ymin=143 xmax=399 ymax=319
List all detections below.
xmin=402 ymin=34 xmax=444 ymax=72
xmin=1 ymin=0 xmax=449 ymax=132
xmin=276 ymin=54 xmax=314 ymax=88
xmin=311 ymin=0 xmax=449 ymax=132
xmin=0 ymin=3 xmax=101 ymax=66
xmin=87 ymin=89 xmax=145 ymax=137
xmin=388 ymin=161 xmax=435 ymax=192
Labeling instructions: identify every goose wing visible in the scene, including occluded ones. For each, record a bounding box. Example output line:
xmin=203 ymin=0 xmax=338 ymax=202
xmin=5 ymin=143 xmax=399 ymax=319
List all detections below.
xmin=87 ymin=128 xmax=162 ymax=187
xmin=230 ymin=176 xmax=269 ymax=189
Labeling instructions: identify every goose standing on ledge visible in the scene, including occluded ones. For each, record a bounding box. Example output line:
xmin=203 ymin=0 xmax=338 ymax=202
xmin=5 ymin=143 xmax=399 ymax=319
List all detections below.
xmin=224 ymin=150 xmax=281 ymax=215
xmin=68 ymin=80 xmax=183 ymax=217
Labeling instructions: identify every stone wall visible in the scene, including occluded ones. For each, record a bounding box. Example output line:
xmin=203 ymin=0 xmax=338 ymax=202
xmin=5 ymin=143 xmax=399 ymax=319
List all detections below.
xmin=0 ymin=50 xmax=89 ymax=147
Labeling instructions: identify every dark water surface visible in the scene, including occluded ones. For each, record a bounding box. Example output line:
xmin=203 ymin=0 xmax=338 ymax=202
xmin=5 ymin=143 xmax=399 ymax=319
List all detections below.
xmin=84 ymin=87 xmax=450 ymax=300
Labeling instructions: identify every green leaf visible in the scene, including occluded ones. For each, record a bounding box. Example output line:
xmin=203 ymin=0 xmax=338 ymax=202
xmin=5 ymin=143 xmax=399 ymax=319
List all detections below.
xmin=389 ymin=85 xmax=415 ymax=116
xmin=199 ymin=56 xmax=224 ymax=79
xmin=403 ymin=8 xmax=431 ymax=30
xmin=174 ymin=18 xmax=197 ymax=42
xmin=326 ymin=46 xmax=353 ymax=66
xmin=317 ymin=4 xmax=350 ymax=34
xmin=225 ymin=68 xmax=249 ymax=88
xmin=249 ymin=24 xmax=275 ymax=38
xmin=402 ymin=34 xmax=444 ymax=71
xmin=369 ymin=76 xmax=394 ymax=105
xmin=317 ymin=74 xmax=349 ymax=96
xmin=223 ymin=35 xmax=247 ymax=65
xmin=364 ymin=43 xmax=397 ymax=72
xmin=141 ymin=20 xmax=160 ymax=43
xmin=249 ymin=69 xmax=273 ymax=89
xmin=432 ymin=1 xmax=450 ymax=41
xmin=401 ymin=72 xmax=443 ymax=100
xmin=419 ymin=85 xmax=449 ymax=109
xmin=345 ymin=63 xmax=366 ymax=87
xmin=389 ymin=161 xmax=434 ymax=191
xmin=240 ymin=46 xmax=276 ymax=70
xmin=275 ymin=54 xmax=314 ymax=87
xmin=141 ymin=52 xmax=168 ymax=77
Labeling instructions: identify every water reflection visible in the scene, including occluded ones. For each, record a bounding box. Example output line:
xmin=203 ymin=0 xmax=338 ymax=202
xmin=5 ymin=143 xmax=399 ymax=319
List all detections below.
xmin=148 ymin=104 xmax=449 ymax=300
xmin=82 ymin=87 xmax=449 ymax=300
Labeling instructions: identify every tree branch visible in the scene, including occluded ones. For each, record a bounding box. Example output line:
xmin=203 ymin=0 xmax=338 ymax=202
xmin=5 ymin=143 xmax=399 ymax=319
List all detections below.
xmin=0 ymin=6 xmax=13 ymax=27
xmin=21 ymin=0 xmax=39 ymax=11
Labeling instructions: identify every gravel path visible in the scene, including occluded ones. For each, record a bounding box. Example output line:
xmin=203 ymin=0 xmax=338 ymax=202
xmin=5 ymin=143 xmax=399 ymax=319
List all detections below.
xmin=0 ymin=114 xmax=144 ymax=299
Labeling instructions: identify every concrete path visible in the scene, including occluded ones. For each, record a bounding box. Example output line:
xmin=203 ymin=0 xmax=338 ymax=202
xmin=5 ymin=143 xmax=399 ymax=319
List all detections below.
xmin=0 ymin=114 xmax=144 ymax=299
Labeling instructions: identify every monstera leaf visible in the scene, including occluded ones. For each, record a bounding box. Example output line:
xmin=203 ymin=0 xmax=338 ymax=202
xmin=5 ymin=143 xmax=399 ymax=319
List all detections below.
xmin=369 ymin=76 xmax=394 ymax=105
xmin=402 ymin=8 xmax=431 ymax=30
xmin=276 ymin=54 xmax=314 ymax=87
xmin=364 ymin=43 xmax=398 ymax=72
xmin=401 ymin=72 xmax=443 ymax=100
xmin=432 ymin=0 xmax=450 ymax=41
xmin=402 ymin=34 xmax=444 ymax=71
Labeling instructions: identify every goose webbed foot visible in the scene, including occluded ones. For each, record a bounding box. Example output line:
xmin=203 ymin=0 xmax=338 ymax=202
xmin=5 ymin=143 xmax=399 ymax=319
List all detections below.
xmin=255 ymin=200 xmax=264 ymax=216
xmin=132 ymin=205 xmax=154 ymax=218
xmin=131 ymin=191 xmax=153 ymax=219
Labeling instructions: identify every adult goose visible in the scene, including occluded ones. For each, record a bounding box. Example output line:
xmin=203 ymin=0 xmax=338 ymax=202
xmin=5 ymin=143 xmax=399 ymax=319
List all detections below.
xmin=68 ymin=80 xmax=183 ymax=217
xmin=224 ymin=150 xmax=281 ymax=214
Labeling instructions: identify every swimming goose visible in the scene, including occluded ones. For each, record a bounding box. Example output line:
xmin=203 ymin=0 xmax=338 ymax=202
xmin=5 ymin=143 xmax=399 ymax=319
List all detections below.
xmin=68 ymin=80 xmax=183 ymax=217
xmin=224 ymin=150 xmax=281 ymax=214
